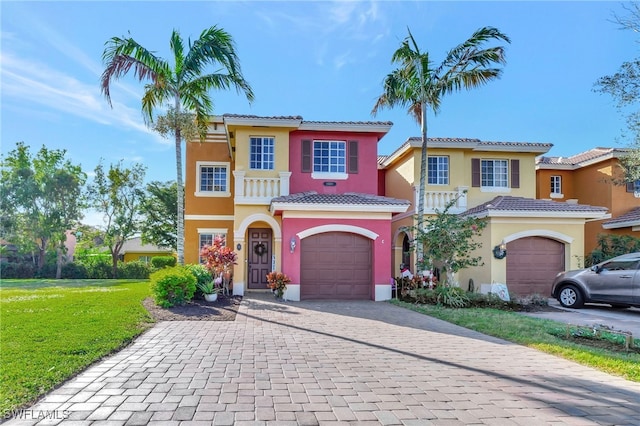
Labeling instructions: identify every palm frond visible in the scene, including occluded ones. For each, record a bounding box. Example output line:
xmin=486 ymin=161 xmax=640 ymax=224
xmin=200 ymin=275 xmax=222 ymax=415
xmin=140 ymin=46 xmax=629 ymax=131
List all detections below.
xmin=170 ymin=29 xmax=185 ymax=78
xmin=101 ymin=36 xmax=170 ymax=107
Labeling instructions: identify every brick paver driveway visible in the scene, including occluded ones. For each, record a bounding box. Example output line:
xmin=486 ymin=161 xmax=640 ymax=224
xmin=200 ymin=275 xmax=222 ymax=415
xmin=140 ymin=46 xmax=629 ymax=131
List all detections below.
xmin=7 ymin=293 xmax=640 ymax=425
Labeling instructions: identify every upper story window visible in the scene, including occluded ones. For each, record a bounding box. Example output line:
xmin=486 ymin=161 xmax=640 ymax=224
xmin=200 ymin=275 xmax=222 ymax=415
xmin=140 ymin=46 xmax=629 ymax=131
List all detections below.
xmin=195 ymin=161 xmax=230 ymax=197
xmin=481 ymin=159 xmax=508 ymax=188
xmin=550 ymin=175 xmax=563 ymax=197
xmin=427 ymin=156 xmax=449 ymax=185
xmin=627 ymin=179 xmax=640 ymax=197
xmin=250 ymin=137 xmax=274 ymax=170
xmin=314 ymin=141 xmax=346 ymax=173
xmin=301 ymin=139 xmax=357 ymax=179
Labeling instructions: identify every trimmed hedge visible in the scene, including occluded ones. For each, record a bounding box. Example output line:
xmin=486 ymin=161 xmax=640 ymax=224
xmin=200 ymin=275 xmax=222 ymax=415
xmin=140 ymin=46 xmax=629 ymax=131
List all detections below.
xmin=151 ymin=256 xmax=177 ymax=269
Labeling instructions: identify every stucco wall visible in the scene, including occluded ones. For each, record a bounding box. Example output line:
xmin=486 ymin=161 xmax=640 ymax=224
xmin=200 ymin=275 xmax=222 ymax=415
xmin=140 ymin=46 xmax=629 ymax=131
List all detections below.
xmin=289 ymin=131 xmax=380 ymax=194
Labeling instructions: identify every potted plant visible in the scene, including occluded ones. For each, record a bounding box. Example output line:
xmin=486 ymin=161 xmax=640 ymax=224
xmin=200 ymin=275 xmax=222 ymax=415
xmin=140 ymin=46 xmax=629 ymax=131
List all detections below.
xmin=197 ymin=279 xmax=220 ymax=302
xmin=266 ymin=271 xmax=291 ymax=300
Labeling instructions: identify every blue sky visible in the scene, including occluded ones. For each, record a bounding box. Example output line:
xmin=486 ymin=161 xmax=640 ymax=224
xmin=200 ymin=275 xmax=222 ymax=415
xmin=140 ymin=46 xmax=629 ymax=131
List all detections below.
xmin=1 ymin=1 xmax=636 ymax=186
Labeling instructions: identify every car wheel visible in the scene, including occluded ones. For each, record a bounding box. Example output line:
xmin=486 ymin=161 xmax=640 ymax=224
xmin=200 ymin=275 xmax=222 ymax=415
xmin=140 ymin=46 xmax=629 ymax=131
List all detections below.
xmin=558 ymin=285 xmax=584 ymax=308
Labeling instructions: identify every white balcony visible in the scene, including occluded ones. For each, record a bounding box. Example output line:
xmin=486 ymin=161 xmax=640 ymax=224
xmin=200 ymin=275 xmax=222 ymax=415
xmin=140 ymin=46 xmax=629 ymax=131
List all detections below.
xmin=233 ymin=171 xmax=291 ymax=205
xmin=417 ymin=186 xmax=468 ymax=214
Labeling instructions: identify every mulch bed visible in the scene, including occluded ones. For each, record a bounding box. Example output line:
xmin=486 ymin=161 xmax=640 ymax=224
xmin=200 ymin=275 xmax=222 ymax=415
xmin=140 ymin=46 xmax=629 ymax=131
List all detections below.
xmin=142 ymin=295 xmax=243 ymax=321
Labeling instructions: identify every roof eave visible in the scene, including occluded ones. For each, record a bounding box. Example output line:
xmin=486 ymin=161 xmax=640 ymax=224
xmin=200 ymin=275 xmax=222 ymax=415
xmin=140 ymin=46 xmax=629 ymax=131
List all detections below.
xmin=298 ymin=122 xmax=392 ymax=134
xmin=270 ymin=202 xmax=409 ymax=215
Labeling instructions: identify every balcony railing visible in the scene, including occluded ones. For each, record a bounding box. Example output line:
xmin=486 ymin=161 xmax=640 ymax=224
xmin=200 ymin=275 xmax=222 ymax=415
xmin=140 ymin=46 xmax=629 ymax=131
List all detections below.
xmin=417 ymin=186 xmax=468 ymax=214
xmin=233 ymin=171 xmax=291 ymax=205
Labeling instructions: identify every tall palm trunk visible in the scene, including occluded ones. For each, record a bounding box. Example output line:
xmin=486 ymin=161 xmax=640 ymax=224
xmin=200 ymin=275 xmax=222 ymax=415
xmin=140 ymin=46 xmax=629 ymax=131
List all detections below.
xmin=175 ymin=96 xmax=185 ymax=265
xmin=416 ymin=102 xmax=428 ymax=271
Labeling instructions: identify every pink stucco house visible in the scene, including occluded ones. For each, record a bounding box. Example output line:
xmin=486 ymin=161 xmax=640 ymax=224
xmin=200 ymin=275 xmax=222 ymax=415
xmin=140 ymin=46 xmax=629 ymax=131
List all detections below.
xmin=184 ymin=115 xmax=409 ymax=301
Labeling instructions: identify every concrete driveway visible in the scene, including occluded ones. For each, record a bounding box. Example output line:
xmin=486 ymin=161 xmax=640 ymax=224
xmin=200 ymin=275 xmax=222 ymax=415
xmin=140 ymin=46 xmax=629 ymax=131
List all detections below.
xmin=6 ymin=292 xmax=640 ymax=425
xmin=522 ymin=299 xmax=640 ymax=338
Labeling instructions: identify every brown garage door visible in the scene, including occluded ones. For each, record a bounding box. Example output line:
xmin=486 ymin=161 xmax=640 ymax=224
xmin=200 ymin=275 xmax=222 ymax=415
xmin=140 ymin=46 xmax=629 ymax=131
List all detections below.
xmin=506 ymin=237 xmax=565 ymax=296
xmin=300 ymin=232 xmax=372 ymax=300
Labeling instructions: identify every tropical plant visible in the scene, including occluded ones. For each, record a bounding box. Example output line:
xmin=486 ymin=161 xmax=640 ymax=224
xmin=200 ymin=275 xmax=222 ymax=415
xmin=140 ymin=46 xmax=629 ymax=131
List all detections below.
xmin=200 ymin=236 xmax=238 ymax=276
xmin=196 ymin=279 xmax=219 ymax=295
xmin=101 ymin=26 xmax=254 ymax=265
xmin=266 ymin=271 xmax=291 ymax=299
xmin=372 ymin=27 xmax=510 ymax=267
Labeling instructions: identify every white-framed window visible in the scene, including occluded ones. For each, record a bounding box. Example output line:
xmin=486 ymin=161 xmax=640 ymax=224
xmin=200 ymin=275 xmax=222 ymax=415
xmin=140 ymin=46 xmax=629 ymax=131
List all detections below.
xmin=481 ymin=159 xmax=508 ymax=188
xmin=313 ymin=140 xmax=346 ymax=174
xmin=427 ymin=156 xmax=449 ymax=185
xmin=198 ymin=228 xmax=227 ymax=263
xmin=249 ymin=137 xmax=275 ymax=170
xmin=550 ymin=175 xmax=563 ymax=198
xmin=138 ymin=255 xmax=152 ymax=264
xmin=195 ymin=161 xmax=230 ymax=197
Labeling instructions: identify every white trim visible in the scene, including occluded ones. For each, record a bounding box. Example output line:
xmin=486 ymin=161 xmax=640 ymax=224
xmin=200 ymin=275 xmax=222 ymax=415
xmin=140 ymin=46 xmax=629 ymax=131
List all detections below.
xmin=233 ymin=280 xmax=245 ymax=296
xmin=502 ymin=230 xmax=573 ymax=244
xmin=375 ymin=283 xmax=392 ymax=301
xmin=297 ymin=224 xmax=378 ymax=240
xmin=282 ymin=284 xmax=300 ymax=301
xmin=223 ymin=116 xmax=302 ymax=128
xmin=298 ymin=122 xmax=392 ymax=133
xmin=603 ymin=219 xmax=640 ymax=229
xmin=311 ymin=172 xmax=348 ymax=180
xmin=480 ymin=186 xmax=511 ymax=193
xmin=550 ymin=193 xmax=564 ymax=199
xmin=235 ymin=213 xmax=282 ymax=241
xmin=197 ymin=228 xmax=228 ymax=235
xmin=271 ymin=202 xmax=407 ymax=214
xmin=471 ymin=210 xmax=608 ymax=219
xmin=282 ymin=211 xmax=388 ymax=220
xmin=185 ymin=215 xmax=234 ymax=221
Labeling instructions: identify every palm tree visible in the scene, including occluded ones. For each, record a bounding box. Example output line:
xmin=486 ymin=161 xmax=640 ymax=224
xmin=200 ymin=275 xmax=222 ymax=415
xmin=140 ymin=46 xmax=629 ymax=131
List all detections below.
xmin=101 ymin=27 xmax=254 ymax=264
xmin=372 ymin=26 xmax=510 ymax=270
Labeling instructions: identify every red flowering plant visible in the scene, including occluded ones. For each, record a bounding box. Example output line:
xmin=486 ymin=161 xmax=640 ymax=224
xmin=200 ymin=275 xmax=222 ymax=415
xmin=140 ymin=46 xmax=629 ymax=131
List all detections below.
xmin=200 ymin=236 xmax=238 ymax=292
xmin=266 ymin=271 xmax=291 ymax=299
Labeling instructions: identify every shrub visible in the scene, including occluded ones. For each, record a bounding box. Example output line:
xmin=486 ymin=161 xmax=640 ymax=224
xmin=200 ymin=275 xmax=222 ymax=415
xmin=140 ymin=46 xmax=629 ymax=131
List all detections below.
xmin=61 ymin=262 xmax=88 ymax=279
xmin=151 ymin=256 xmax=176 ymax=270
xmin=34 ymin=263 xmax=57 ymax=279
xmin=150 ymin=266 xmax=196 ymax=308
xmin=184 ymin=263 xmax=212 ymax=286
xmin=434 ymin=286 xmax=470 ymax=308
xmin=118 ymin=261 xmax=151 ymax=279
xmin=83 ymin=259 xmax=114 ymax=279
xmin=0 ymin=262 xmax=35 ymax=279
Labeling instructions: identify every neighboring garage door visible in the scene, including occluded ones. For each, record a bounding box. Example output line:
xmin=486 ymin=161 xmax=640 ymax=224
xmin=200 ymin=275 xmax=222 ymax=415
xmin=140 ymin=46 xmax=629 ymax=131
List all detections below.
xmin=506 ymin=237 xmax=565 ymax=296
xmin=300 ymin=232 xmax=372 ymax=300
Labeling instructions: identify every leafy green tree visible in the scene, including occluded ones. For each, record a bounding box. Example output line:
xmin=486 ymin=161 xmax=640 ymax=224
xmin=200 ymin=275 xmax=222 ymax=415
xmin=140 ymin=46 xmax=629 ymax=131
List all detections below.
xmin=372 ymin=27 xmax=510 ymax=267
xmin=594 ymin=3 xmax=640 ymax=182
xmin=87 ymin=161 xmax=146 ymax=277
xmin=140 ymin=180 xmax=179 ymax=251
xmin=413 ymin=195 xmax=487 ymax=285
xmin=101 ymin=26 xmax=254 ymax=265
xmin=0 ymin=142 xmax=86 ymax=276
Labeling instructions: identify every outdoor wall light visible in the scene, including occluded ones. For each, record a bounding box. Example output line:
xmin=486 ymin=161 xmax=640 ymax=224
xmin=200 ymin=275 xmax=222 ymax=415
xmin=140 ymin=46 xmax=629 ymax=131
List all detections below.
xmin=236 ymin=243 xmax=242 ymax=251
xmin=290 ymin=236 xmax=297 ymax=253
xmin=493 ymin=241 xmax=507 ymax=259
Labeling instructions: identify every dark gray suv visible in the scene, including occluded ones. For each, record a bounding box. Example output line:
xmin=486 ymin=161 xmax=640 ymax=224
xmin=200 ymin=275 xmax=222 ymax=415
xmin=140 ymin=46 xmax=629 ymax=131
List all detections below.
xmin=551 ymin=252 xmax=640 ymax=309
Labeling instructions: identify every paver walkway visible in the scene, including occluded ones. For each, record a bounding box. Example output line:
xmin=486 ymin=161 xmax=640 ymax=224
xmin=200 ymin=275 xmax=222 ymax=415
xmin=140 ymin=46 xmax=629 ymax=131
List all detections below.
xmin=6 ymin=293 xmax=640 ymax=425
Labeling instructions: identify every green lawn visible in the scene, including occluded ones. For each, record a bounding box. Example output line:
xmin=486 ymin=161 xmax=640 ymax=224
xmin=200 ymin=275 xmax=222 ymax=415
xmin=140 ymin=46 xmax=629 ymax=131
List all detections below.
xmin=0 ymin=279 xmax=153 ymax=417
xmin=393 ymin=300 xmax=640 ymax=382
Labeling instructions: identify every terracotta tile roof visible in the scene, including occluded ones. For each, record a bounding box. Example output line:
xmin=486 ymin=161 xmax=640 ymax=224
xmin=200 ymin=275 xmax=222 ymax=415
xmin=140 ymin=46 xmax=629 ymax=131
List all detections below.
xmin=603 ymin=207 xmax=640 ymax=228
xmin=537 ymin=147 xmax=633 ymax=166
xmin=223 ymin=113 xmax=303 ymax=120
xmin=381 ymin=137 xmax=552 ymax=167
xmin=302 ymin=120 xmax=393 ymax=126
xmin=271 ymin=191 xmax=410 ymax=206
xmin=462 ymin=196 xmax=608 ymax=216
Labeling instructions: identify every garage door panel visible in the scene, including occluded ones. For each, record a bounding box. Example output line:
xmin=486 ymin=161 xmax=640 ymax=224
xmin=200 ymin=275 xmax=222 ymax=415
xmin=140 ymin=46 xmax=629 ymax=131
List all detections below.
xmin=506 ymin=237 xmax=564 ymax=296
xmin=301 ymin=232 xmax=372 ymax=300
